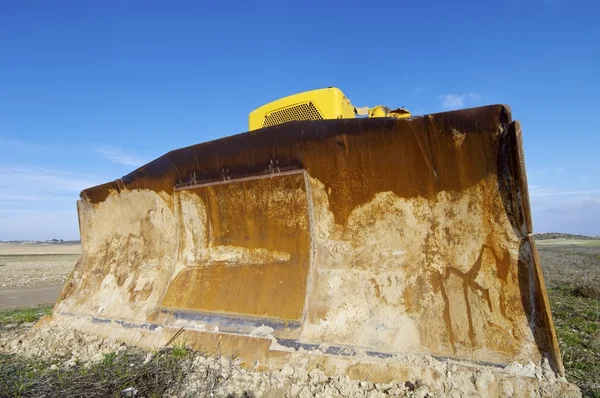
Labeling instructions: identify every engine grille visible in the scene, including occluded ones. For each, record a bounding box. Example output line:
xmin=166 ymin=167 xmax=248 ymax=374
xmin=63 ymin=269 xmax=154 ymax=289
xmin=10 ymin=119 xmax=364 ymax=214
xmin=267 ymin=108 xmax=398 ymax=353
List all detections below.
xmin=262 ymin=102 xmax=323 ymax=128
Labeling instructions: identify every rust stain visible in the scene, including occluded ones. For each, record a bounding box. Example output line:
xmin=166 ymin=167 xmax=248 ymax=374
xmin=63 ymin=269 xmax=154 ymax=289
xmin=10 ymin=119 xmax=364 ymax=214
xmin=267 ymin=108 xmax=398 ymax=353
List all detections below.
xmin=369 ymin=278 xmax=382 ymax=300
xmin=432 ymin=271 xmax=456 ymax=350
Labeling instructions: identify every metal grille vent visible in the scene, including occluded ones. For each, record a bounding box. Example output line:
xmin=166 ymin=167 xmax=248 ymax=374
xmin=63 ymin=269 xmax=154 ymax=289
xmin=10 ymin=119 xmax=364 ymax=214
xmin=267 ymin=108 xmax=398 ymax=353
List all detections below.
xmin=262 ymin=102 xmax=323 ymax=128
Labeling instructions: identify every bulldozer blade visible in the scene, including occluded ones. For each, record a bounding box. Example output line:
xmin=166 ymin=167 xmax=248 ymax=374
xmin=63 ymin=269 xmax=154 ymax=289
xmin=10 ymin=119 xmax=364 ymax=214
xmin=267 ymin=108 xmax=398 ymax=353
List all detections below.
xmin=48 ymin=105 xmax=563 ymax=385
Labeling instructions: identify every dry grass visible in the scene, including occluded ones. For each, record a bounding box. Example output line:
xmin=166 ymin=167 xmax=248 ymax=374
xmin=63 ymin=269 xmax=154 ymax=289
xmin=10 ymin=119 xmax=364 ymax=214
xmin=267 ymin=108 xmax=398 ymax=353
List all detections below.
xmin=572 ymin=281 xmax=600 ymax=301
xmin=538 ymin=242 xmax=600 ymax=397
xmin=0 ymin=307 xmax=247 ymax=397
xmin=0 ymin=348 xmax=195 ymax=398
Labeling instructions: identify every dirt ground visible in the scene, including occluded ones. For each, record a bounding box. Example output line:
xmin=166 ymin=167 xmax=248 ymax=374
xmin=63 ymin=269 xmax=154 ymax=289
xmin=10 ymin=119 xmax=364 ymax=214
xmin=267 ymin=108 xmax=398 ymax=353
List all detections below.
xmin=0 ymin=243 xmax=81 ymax=308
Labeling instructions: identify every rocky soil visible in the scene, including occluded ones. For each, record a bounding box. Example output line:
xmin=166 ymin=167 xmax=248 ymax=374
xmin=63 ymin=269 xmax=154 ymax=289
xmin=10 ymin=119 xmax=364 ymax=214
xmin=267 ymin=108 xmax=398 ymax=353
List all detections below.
xmin=0 ymin=322 xmax=582 ymax=398
xmin=0 ymin=323 xmax=430 ymax=397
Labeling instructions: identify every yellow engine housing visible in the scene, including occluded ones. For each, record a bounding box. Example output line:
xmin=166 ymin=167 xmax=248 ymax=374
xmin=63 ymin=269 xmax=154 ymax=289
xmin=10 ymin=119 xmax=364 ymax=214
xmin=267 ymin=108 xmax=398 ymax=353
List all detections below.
xmin=248 ymin=87 xmax=356 ymax=131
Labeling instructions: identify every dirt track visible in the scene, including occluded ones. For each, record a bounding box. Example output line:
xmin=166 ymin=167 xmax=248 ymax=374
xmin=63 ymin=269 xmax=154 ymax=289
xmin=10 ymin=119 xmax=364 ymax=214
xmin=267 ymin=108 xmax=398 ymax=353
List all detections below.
xmin=0 ymin=284 xmax=63 ymax=309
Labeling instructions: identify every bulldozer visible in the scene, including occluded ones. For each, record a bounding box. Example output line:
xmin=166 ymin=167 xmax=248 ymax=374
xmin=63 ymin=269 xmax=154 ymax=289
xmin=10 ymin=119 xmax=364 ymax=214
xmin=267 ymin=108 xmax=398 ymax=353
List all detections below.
xmin=46 ymin=87 xmax=569 ymax=394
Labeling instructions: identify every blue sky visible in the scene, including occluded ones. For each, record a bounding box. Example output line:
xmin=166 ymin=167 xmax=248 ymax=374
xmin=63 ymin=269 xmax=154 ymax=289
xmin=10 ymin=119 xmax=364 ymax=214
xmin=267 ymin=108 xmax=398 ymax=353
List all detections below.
xmin=0 ymin=0 xmax=598 ymax=240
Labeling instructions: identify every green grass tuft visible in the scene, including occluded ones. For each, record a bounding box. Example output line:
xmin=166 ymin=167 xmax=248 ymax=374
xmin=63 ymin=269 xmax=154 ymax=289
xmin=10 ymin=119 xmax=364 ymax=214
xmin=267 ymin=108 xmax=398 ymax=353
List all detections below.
xmin=171 ymin=340 xmax=190 ymax=359
xmin=0 ymin=305 xmax=53 ymax=327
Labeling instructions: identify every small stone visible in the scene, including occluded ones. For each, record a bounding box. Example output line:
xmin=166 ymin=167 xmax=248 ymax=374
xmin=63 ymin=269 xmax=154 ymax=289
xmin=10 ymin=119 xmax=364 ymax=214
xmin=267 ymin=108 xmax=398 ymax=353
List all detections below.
xmin=413 ymin=385 xmax=431 ymax=398
xmin=386 ymin=385 xmax=403 ymax=396
xmin=502 ymin=380 xmax=514 ymax=397
xmin=279 ymin=364 xmax=294 ymax=377
xmin=298 ymin=386 xmax=312 ymax=398
xmin=289 ymin=383 xmax=302 ymax=396
xmin=143 ymin=352 xmax=154 ymax=365
xmin=447 ymin=389 xmax=462 ymax=398
xmin=309 ymin=369 xmax=326 ymax=384
xmin=360 ymin=381 xmax=374 ymax=391
xmin=294 ymin=367 xmax=308 ymax=381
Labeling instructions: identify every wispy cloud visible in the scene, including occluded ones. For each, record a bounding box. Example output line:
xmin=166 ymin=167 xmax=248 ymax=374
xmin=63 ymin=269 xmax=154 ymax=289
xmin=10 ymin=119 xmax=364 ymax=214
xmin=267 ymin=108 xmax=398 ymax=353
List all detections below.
xmin=0 ymin=167 xmax=103 ymax=240
xmin=0 ymin=137 xmax=45 ymax=153
xmin=438 ymin=92 xmax=482 ymax=110
xmin=0 ymin=193 xmax=76 ymax=202
xmin=0 ymin=167 xmax=100 ymax=193
xmin=530 ymin=188 xmax=600 ymax=197
xmin=439 ymin=94 xmax=464 ymax=110
xmin=529 ymin=182 xmax=600 ymax=236
xmin=468 ymin=92 xmax=482 ymax=101
xmin=96 ymin=146 xmax=143 ymax=166
xmin=532 ymin=197 xmax=600 ymax=236
xmin=0 ymin=209 xmax=79 ymax=241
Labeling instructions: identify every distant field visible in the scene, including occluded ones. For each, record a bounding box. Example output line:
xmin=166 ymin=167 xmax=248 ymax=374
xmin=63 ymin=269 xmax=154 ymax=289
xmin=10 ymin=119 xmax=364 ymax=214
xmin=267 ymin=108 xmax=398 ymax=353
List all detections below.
xmin=536 ymin=239 xmax=600 ymax=247
xmin=0 ymin=243 xmax=81 ymax=288
xmin=0 ymin=242 xmax=82 ymax=255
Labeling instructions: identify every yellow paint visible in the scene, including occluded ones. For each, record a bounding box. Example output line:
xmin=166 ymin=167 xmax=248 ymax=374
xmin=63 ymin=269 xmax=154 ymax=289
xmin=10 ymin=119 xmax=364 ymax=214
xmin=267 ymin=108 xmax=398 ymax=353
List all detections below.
xmin=248 ymin=87 xmax=411 ymax=130
xmin=248 ymin=87 xmax=356 ymax=130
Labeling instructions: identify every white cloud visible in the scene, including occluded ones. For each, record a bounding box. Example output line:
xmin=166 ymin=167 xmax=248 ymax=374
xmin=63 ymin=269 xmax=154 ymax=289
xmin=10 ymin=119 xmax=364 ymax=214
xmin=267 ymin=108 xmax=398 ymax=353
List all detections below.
xmin=0 ymin=193 xmax=75 ymax=202
xmin=96 ymin=146 xmax=143 ymax=166
xmin=0 ymin=137 xmax=45 ymax=153
xmin=439 ymin=94 xmax=464 ymax=110
xmin=0 ymin=167 xmax=105 ymax=240
xmin=530 ymin=188 xmax=600 ymax=197
xmin=468 ymin=92 xmax=482 ymax=101
xmin=531 ymin=197 xmax=600 ymax=236
xmin=528 ymin=182 xmax=600 ymax=236
xmin=0 ymin=167 xmax=100 ymax=193
xmin=438 ymin=92 xmax=482 ymax=110
xmin=0 ymin=209 xmax=79 ymax=241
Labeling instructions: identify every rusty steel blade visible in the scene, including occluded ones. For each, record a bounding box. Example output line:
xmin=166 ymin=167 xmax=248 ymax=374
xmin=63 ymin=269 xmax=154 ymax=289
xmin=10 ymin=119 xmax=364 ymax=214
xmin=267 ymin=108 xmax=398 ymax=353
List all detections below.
xmin=49 ymin=104 xmax=563 ymax=382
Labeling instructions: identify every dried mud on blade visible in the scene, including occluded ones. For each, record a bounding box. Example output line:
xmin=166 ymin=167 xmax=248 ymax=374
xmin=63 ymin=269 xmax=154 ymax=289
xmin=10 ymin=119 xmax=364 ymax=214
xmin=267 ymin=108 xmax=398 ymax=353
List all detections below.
xmin=46 ymin=105 xmax=564 ymax=389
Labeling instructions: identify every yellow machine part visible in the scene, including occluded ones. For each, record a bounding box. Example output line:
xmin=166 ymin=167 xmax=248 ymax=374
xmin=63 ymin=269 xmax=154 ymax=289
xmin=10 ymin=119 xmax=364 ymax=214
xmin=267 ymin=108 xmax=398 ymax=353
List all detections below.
xmin=46 ymin=102 xmax=564 ymax=389
xmin=248 ymin=87 xmax=357 ymax=130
